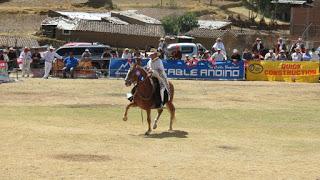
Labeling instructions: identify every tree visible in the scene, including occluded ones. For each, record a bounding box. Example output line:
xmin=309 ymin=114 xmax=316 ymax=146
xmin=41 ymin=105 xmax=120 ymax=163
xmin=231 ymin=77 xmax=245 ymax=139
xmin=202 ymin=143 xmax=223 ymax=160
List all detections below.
xmin=161 ymin=12 xmax=199 ymax=35
xmin=161 ymin=16 xmax=180 ymax=35
xmin=178 ymin=12 xmax=199 ymax=33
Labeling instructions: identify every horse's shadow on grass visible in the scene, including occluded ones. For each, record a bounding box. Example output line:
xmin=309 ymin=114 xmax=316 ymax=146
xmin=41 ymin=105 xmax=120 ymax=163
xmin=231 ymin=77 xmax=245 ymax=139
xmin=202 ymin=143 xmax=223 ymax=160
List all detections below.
xmin=143 ymin=130 xmax=188 ymax=139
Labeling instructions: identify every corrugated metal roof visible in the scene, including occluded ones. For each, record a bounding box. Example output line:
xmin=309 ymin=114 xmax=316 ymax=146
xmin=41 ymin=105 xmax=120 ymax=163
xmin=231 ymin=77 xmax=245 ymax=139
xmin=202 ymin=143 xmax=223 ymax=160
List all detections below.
xmin=186 ymin=29 xmax=256 ymax=38
xmin=70 ymin=20 xmax=165 ymax=37
xmin=271 ymin=0 xmax=307 ymax=5
xmin=56 ymin=11 xmax=111 ymax=21
xmin=198 ymin=20 xmax=232 ymax=30
xmin=112 ymin=10 xmax=162 ymax=25
xmin=0 ymin=36 xmax=39 ymax=48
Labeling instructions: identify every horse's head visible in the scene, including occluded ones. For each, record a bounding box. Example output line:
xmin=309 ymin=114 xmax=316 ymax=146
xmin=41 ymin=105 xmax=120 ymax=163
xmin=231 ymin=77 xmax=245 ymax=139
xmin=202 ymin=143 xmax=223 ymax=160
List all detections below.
xmin=124 ymin=64 xmax=146 ymax=87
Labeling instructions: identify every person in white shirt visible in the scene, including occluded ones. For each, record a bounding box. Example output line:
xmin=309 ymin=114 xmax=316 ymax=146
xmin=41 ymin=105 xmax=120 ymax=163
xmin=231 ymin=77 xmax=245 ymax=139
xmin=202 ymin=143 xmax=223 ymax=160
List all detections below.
xmin=121 ymin=48 xmax=132 ymax=59
xmin=310 ymin=48 xmax=320 ymax=61
xmin=211 ymin=48 xmax=227 ymax=61
xmin=19 ymin=47 xmax=32 ymax=77
xmin=276 ymin=50 xmax=287 ymax=61
xmin=264 ymin=49 xmax=277 ymax=60
xmin=291 ymin=48 xmax=303 ymax=62
xmin=147 ymin=48 xmax=169 ymax=108
xmin=42 ymin=46 xmax=62 ymax=79
xmin=212 ymin=38 xmax=226 ymax=55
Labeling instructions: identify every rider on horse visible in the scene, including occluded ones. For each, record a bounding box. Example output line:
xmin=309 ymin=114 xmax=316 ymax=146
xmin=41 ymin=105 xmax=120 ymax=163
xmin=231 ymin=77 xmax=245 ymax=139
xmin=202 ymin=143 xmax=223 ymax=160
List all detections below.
xmin=147 ymin=49 xmax=170 ymax=108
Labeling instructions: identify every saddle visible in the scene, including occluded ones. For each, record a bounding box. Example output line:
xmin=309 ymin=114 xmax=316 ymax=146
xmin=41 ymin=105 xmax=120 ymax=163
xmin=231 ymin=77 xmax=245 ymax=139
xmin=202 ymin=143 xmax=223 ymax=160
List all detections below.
xmin=128 ymin=77 xmax=169 ymax=108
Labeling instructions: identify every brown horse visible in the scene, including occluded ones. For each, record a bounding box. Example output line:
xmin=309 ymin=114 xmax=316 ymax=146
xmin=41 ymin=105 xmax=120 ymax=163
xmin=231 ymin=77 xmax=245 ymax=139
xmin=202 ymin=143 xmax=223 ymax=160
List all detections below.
xmin=123 ymin=64 xmax=175 ymax=135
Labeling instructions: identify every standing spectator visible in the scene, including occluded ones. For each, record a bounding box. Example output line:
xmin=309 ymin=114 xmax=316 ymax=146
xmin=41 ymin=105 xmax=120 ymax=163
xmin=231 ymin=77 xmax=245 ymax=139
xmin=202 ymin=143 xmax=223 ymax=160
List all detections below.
xmin=63 ymin=51 xmax=79 ymax=79
xmin=310 ymin=48 xmax=320 ymax=61
xmin=2 ymin=49 xmax=9 ymax=71
xmin=172 ymin=46 xmax=182 ymax=60
xmin=121 ymin=48 xmax=132 ymax=59
xmin=0 ymin=50 xmax=4 ymax=61
xmin=81 ymin=49 xmax=92 ymax=60
xmin=276 ymin=50 xmax=287 ymax=60
xmin=211 ymin=48 xmax=227 ymax=61
xmin=133 ymin=48 xmax=142 ymax=58
xmin=275 ymin=37 xmax=287 ymax=54
xmin=212 ymin=38 xmax=226 ymax=55
xmin=290 ymin=37 xmax=305 ymax=53
xmin=101 ymin=48 xmax=112 ymax=59
xmin=31 ymin=48 xmax=42 ymax=68
xmin=302 ymin=49 xmax=312 ymax=61
xmin=7 ymin=47 xmax=17 ymax=70
xmin=242 ymin=48 xmax=253 ymax=61
xmin=264 ymin=50 xmax=277 ymax=60
xmin=252 ymin=38 xmax=264 ymax=54
xmin=230 ymin=49 xmax=242 ymax=62
xmin=158 ymin=37 xmax=167 ymax=53
xmin=291 ymin=48 xmax=303 ymax=62
xmin=42 ymin=46 xmax=62 ymax=79
xmin=19 ymin=47 xmax=32 ymax=78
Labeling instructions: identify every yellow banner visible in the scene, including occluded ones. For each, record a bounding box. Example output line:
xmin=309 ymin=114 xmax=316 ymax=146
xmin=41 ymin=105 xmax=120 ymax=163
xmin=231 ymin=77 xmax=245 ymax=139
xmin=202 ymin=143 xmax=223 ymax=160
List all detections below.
xmin=246 ymin=61 xmax=320 ymax=83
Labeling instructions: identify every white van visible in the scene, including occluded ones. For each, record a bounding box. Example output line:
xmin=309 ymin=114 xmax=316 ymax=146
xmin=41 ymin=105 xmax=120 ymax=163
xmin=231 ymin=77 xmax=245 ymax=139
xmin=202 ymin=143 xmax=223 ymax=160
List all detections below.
xmin=166 ymin=43 xmax=207 ymax=59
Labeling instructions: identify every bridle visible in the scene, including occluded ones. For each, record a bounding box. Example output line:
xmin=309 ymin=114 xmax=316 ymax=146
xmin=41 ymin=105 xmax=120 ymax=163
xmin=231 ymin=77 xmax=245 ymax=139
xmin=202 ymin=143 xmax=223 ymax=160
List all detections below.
xmin=125 ymin=66 xmax=154 ymax=101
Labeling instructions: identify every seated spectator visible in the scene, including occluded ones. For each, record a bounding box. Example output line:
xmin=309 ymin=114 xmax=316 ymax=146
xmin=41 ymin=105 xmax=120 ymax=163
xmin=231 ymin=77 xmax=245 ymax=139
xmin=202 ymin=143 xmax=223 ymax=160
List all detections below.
xmin=63 ymin=51 xmax=79 ymax=78
xmin=291 ymin=48 xmax=303 ymax=62
xmin=252 ymin=52 xmax=264 ymax=60
xmin=242 ymin=48 xmax=253 ymax=61
xmin=184 ymin=55 xmax=192 ymax=66
xmin=191 ymin=55 xmax=199 ymax=65
xmin=290 ymin=37 xmax=305 ymax=53
xmin=81 ymin=49 xmax=92 ymax=61
xmin=230 ymin=49 xmax=241 ymax=62
xmin=201 ymin=50 xmax=211 ymax=61
xmin=122 ymin=48 xmax=132 ymax=59
xmin=264 ymin=49 xmax=276 ymax=60
xmin=101 ymin=48 xmax=112 ymax=59
xmin=212 ymin=38 xmax=226 ymax=55
xmin=211 ymin=48 xmax=227 ymax=61
xmin=276 ymin=50 xmax=287 ymax=61
xmin=302 ymin=49 xmax=312 ymax=61
xmin=310 ymin=48 xmax=320 ymax=61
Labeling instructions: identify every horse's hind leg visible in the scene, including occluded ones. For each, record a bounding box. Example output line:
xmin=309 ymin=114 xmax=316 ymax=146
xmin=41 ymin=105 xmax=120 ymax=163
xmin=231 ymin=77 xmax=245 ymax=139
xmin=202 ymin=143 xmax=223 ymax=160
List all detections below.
xmin=153 ymin=108 xmax=163 ymax=129
xmin=166 ymin=102 xmax=176 ymax=131
xmin=145 ymin=109 xmax=152 ymax=135
xmin=123 ymin=102 xmax=135 ymax=121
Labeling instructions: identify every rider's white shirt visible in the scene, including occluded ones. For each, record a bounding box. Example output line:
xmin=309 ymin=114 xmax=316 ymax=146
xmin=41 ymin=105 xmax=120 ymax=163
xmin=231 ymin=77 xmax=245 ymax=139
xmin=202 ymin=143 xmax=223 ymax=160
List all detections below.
xmin=147 ymin=58 xmax=165 ymax=73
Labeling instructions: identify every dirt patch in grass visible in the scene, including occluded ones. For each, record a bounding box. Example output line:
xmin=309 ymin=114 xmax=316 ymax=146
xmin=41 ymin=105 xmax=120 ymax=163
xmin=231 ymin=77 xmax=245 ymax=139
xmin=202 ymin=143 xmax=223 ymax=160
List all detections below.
xmin=53 ymin=154 xmax=111 ymax=162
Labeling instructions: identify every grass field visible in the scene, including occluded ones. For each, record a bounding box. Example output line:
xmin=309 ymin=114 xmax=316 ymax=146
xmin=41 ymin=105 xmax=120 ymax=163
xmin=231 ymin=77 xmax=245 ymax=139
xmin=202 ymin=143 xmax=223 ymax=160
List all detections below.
xmin=0 ymin=78 xmax=320 ymax=179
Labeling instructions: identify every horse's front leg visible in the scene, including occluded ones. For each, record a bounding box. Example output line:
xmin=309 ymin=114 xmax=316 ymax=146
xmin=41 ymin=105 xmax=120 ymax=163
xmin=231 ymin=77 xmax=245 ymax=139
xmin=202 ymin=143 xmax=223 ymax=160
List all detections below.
xmin=145 ymin=109 xmax=152 ymax=135
xmin=123 ymin=102 xmax=136 ymax=121
xmin=153 ymin=108 xmax=163 ymax=129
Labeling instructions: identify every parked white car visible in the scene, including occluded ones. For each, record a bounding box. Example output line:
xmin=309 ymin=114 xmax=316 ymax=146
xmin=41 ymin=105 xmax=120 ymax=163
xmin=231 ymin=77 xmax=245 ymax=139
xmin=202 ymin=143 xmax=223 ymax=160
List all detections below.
xmin=166 ymin=43 xmax=207 ymax=59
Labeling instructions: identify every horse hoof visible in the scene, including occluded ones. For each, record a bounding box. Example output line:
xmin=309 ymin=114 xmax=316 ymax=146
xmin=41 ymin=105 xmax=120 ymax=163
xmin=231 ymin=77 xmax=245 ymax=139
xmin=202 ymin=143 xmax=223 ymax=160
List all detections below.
xmin=123 ymin=117 xmax=128 ymax=121
xmin=168 ymin=128 xmax=173 ymax=131
xmin=153 ymin=124 xmax=157 ymax=129
xmin=145 ymin=131 xmax=151 ymax=136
